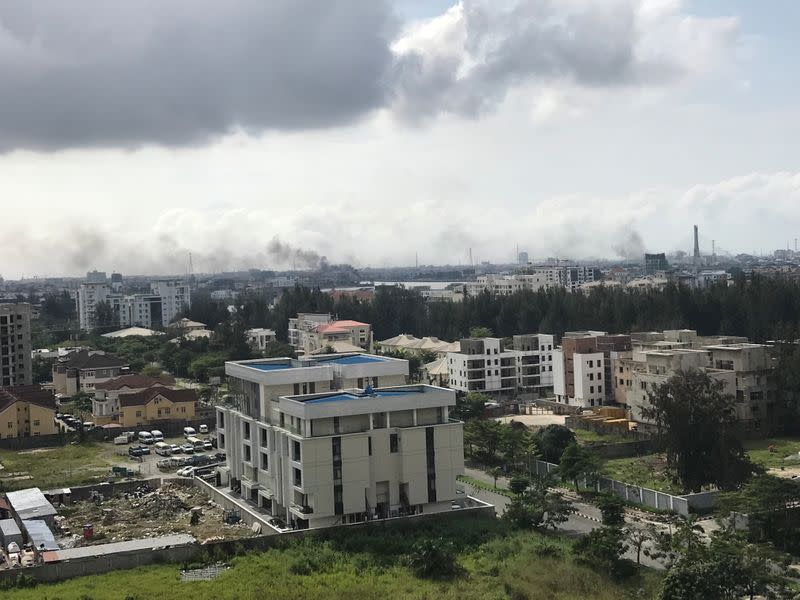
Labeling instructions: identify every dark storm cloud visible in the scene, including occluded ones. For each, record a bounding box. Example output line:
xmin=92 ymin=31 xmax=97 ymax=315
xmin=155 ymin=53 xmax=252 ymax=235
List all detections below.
xmin=0 ymin=0 xmax=736 ymax=150
xmin=0 ymin=0 xmax=396 ymax=150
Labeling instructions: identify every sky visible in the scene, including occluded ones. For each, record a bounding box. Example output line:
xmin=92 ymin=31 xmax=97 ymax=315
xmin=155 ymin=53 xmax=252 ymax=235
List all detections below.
xmin=1 ymin=0 xmax=799 ymax=278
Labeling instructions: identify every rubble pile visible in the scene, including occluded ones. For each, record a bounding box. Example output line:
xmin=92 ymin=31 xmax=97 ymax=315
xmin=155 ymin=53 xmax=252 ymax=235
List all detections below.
xmin=53 ymin=482 xmax=254 ymax=546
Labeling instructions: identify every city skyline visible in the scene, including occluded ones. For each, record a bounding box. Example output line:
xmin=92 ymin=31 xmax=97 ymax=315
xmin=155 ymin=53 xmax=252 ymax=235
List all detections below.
xmin=1 ymin=0 xmax=799 ymax=277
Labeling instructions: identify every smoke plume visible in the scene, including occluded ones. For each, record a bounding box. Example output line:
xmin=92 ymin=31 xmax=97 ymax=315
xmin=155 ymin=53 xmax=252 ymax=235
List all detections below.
xmin=612 ymin=229 xmax=646 ymax=260
xmin=266 ymin=237 xmax=326 ymax=269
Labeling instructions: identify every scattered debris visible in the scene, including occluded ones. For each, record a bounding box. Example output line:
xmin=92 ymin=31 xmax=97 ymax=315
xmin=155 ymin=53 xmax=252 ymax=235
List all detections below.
xmin=181 ymin=562 xmax=229 ymax=582
xmin=54 ymin=482 xmax=254 ymax=546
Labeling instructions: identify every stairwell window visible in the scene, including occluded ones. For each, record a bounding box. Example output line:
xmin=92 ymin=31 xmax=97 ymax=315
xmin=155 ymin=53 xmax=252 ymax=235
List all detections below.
xmin=390 ymin=433 xmax=399 ymax=453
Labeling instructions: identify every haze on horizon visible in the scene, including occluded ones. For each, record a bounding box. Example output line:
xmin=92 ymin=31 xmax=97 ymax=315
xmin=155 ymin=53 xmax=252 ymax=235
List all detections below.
xmin=1 ymin=0 xmax=799 ymax=279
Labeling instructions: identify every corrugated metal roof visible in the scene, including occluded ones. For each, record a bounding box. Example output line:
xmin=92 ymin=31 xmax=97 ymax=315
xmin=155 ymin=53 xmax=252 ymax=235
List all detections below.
xmin=22 ymin=520 xmax=59 ymax=551
xmin=6 ymin=488 xmax=57 ymax=520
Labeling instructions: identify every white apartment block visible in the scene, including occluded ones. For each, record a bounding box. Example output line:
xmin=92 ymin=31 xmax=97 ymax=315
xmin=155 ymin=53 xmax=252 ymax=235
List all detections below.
xmin=288 ymin=313 xmax=372 ymax=355
xmin=0 ymin=303 xmax=32 ymax=387
xmin=77 ymin=278 xmax=191 ymax=331
xmin=217 ymin=353 xmax=464 ymax=529
xmin=466 ymin=266 xmax=600 ymax=297
xmin=446 ymin=335 xmax=555 ymax=397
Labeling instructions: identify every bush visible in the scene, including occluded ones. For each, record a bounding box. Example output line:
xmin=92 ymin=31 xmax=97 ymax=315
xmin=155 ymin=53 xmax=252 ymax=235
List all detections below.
xmin=406 ymin=538 xmax=460 ymax=579
xmin=597 ymin=493 xmax=626 ymax=526
xmin=509 ymin=475 xmax=529 ymax=495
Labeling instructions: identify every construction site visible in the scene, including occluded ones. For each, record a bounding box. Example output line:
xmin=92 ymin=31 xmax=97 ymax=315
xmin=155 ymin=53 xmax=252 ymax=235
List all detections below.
xmin=51 ymin=481 xmax=256 ymax=548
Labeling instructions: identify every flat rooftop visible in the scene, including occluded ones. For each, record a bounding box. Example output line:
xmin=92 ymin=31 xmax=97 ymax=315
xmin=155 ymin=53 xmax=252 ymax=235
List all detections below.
xmin=302 ymin=388 xmax=420 ymax=404
xmin=237 ymin=354 xmax=390 ymax=372
xmin=46 ymin=534 xmax=195 ymax=562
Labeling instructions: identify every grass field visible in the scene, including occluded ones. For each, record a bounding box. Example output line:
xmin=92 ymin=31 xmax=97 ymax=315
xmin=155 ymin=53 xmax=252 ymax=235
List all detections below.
xmin=573 ymin=429 xmax=632 ymax=446
xmin=1 ymin=516 xmax=663 ymax=600
xmin=743 ymin=437 xmax=800 ymax=469
xmin=0 ymin=443 xmax=113 ymax=491
xmin=600 ymin=454 xmax=683 ymax=495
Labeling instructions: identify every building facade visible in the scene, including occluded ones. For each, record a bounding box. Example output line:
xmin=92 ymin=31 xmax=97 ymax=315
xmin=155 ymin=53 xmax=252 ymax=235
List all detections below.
xmin=92 ymin=374 xmax=176 ymax=425
xmin=0 ymin=303 xmax=32 ymax=387
xmin=446 ymin=335 xmax=555 ymax=398
xmin=246 ymin=328 xmax=277 ymax=352
xmin=52 ymin=350 xmax=129 ymax=397
xmin=0 ymin=385 xmax=58 ymax=438
xmin=288 ymin=314 xmax=372 ymax=355
xmin=552 ymin=331 xmax=631 ymax=407
xmin=118 ymin=387 xmax=197 ymax=428
xmin=217 ymin=354 xmax=465 ymax=529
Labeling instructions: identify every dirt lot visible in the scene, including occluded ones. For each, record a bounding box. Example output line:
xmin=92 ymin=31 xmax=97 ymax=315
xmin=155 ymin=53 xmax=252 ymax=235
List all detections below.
xmin=53 ymin=481 xmax=255 ymax=546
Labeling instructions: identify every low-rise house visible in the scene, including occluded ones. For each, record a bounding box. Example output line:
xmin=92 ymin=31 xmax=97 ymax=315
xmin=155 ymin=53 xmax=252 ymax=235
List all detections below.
xmin=52 ymin=350 xmax=129 ymax=397
xmin=101 ymin=327 xmax=164 ymax=339
xmin=0 ymin=386 xmax=58 ymax=438
xmin=118 ymin=387 xmax=197 ymax=428
xmin=92 ymin=374 xmax=176 ymax=425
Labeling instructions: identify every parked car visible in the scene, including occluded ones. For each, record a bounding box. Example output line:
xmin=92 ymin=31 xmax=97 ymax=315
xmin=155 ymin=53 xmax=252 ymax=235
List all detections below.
xmin=180 ymin=443 xmax=195 ymax=454
xmin=183 ymin=427 xmax=196 ymax=439
xmin=199 ymin=424 xmax=209 ymax=434
xmin=176 ymin=466 xmax=196 ymax=478
xmin=214 ymin=452 xmax=226 ymax=462
xmin=169 ymin=444 xmax=181 ymax=454
xmin=150 ymin=430 xmax=164 ymax=442
xmin=202 ymin=441 xmax=213 ymax=451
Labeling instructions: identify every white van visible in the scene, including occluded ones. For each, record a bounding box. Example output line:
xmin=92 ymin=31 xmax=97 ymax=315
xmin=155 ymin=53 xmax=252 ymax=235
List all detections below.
xmin=138 ymin=431 xmax=155 ymax=444
xmin=183 ymin=427 xmax=196 ymax=439
xmin=150 ymin=430 xmax=164 ymax=442
xmin=199 ymin=424 xmax=209 ymax=434
xmin=187 ymin=436 xmax=205 ymax=451
xmin=155 ymin=441 xmax=172 ymax=456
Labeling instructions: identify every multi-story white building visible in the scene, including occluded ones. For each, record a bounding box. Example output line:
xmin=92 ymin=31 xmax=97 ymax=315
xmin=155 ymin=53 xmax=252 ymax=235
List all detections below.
xmin=0 ymin=303 xmax=32 ymax=387
xmin=466 ymin=266 xmax=600 ymax=297
xmin=446 ymin=335 xmax=555 ymax=398
xmin=149 ymin=280 xmax=191 ymax=326
xmin=288 ymin=313 xmax=372 ymax=355
xmin=77 ymin=278 xmax=191 ymax=331
xmin=217 ymin=353 xmax=464 ymax=529
xmin=552 ymin=331 xmax=632 ymax=408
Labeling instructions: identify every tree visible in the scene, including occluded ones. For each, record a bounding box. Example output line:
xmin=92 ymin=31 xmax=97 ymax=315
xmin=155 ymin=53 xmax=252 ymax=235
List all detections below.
xmin=140 ymin=365 xmax=165 ymax=378
xmin=508 ymin=475 xmax=529 ymax=495
xmin=93 ymin=300 xmax=116 ymax=331
xmin=574 ymin=526 xmax=629 ymax=578
xmin=558 ymin=443 xmax=601 ymax=491
xmin=453 ymin=392 xmax=488 ymax=421
xmin=642 ymin=370 xmax=758 ymax=492
xmin=624 ymin=519 xmax=656 ymax=565
xmin=31 ymin=356 xmax=53 ymax=384
xmin=536 ymin=424 xmax=576 ymax=463
xmin=72 ymin=391 xmax=93 ymax=420
xmin=406 ymin=538 xmax=459 ymax=579
xmin=468 ymin=326 xmax=493 ymax=338
xmin=261 ymin=341 xmax=296 ymax=359
xmin=597 ymin=493 xmax=625 ymax=527
xmin=490 ymin=467 xmax=503 ymax=489
xmin=503 ymin=474 xmax=573 ymax=530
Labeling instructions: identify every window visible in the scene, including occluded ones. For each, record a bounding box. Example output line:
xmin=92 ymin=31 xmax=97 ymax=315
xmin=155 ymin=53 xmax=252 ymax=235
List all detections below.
xmin=590 ymin=386 xmax=594 ymax=393
xmin=136 ymin=411 xmax=142 ymax=417
xmin=619 ymin=366 xmax=624 ymax=373
xmin=243 ymin=422 xmax=251 ymax=440
xmin=390 ymin=433 xmax=399 ymax=453
xmin=589 ymin=373 xmax=594 ymax=381
xmin=293 ymin=383 xmax=300 ymax=395
xmin=588 ymin=361 xmax=593 ymax=368
xmin=597 ymin=372 xmax=602 ymax=380
xmin=333 ymin=416 xmax=340 ymax=433
xmin=33 ymin=420 xmax=40 ymax=426
xmin=293 ymin=468 xmax=302 ymax=487
xmin=292 ymin=440 xmax=301 ymax=461
xmin=261 ymin=452 xmax=268 ymax=470
xmin=368 ymin=436 xmax=372 ymax=456
xmin=598 ymin=386 xmax=602 ymax=394
xmin=244 ymin=445 xmax=251 ymax=462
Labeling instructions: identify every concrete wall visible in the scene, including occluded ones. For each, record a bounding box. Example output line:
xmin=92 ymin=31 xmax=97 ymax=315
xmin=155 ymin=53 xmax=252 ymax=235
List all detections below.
xmin=67 ymin=477 xmax=164 ymax=502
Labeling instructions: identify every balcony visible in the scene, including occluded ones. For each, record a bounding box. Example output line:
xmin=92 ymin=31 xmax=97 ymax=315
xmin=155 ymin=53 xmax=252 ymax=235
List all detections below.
xmin=290 ymin=503 xmax=313 ymax=516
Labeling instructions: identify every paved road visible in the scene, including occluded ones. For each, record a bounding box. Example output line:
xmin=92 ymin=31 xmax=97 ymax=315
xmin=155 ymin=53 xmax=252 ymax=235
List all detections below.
xmin=462 ymin=467 xmax=667 ymax=569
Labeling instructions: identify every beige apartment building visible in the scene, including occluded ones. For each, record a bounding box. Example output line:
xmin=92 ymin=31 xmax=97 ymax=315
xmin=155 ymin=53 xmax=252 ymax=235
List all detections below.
xmin=612 ymin=331 xmax=780 ymax=436
xmin=52 ymin=350 xmax=129 ymax=397
xmin=92 ymin=374 xmax=176 ymax=425
xmin=118 ymin=387 xmax=197 ymax=428
xmin=0 ymin=303 xmax=32 ymax=387
xmin=217 ymin=353 xmax=464 ymax=529
xmin=0 ymin=385 xmax=58 ymax=438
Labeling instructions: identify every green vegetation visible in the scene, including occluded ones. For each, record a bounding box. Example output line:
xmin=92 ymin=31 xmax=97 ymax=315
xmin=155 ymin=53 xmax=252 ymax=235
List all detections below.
xmin=457 ymin=475 xmax=514 ymax=498
xmin=743 ymin=437 xmax=800 ymax=469
xmin=601 ymin=454 xmax=683 ymax=495
xmin=3 ymin=516 xmax=663 ymax=600
xmin=0 ymin=443 xmax=112 ymax=492
xmin=573 ymin=429 xmax=632 ymax=446
xmin=643 ymin=370 xmax=757 ymax=493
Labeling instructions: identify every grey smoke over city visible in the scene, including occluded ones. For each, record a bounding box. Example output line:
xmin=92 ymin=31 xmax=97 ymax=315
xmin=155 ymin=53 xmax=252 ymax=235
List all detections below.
xmin=612 ymin=230 xmax=647 ymax=261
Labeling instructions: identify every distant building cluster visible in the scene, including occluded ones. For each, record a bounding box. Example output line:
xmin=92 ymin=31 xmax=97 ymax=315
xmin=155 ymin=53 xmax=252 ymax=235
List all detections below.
xmin=76 ymin=272 xmax=191 ymax=331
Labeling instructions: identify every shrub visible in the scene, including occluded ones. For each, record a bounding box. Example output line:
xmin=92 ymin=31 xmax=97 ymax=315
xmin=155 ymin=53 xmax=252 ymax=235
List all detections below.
xmin=406 ymin=538 xmax=460 ymax=579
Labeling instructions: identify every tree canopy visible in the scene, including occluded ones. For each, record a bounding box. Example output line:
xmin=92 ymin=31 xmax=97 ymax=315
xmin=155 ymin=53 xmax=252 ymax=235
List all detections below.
xmin=642 ymin=370 xmax=758 ymax=492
